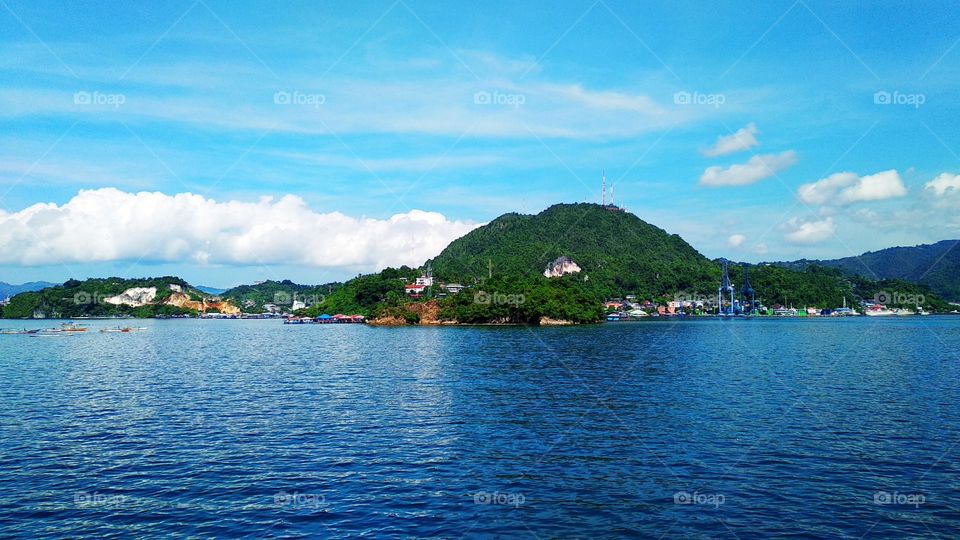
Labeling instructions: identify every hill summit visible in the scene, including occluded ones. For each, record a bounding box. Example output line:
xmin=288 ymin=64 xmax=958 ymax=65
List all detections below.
xmin=428 ymin=203 xmax=717 ymax=298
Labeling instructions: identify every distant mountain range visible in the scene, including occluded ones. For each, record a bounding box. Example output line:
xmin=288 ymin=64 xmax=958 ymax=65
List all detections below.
xmin=195 ymin=285 xmax=227 ymax=295
xmin=0 ymin=281 xmax=58 ymax=299
xmin=777 ymin=240 xmax=960 ymax=301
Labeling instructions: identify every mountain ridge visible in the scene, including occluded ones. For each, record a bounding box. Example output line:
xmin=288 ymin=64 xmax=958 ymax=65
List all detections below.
xmin=775 ymin=239 xmax=960 ymax=301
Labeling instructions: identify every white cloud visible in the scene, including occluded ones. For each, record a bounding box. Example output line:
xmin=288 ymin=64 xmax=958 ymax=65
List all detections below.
xmin=702 ymin=123 xmax=759 ymax=157
xmin=0 ymin=188 xmax=480 ymax=268
xmin=727 ymin=234 xmax=746 ymax=248
xmin=699 ymin=150 xmax=797 ymax=187
xmin=797 ymin=170 xmax=907 ymax=205
xmin=783 ymin=217 xmax=836 ymax=244
xmin=923 ymin=173 xmax=960 ymax=197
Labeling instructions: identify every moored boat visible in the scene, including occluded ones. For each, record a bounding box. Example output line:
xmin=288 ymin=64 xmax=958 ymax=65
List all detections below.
xmin=864 ymin=305 xmax=896 ymax=316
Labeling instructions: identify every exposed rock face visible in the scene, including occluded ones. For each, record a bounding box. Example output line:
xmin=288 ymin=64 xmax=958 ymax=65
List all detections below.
xmin=369 ymin=300 xmax=444 ymax=326
xmin=539 ymin=316 xmax=575 ymax=326
xmin=543 ymin=256 xmax=582 ymax=278
xmin=164 ymin=292 xmax=240 ymax=314
xmin=105 ymin=287 xmax=158 ymax=307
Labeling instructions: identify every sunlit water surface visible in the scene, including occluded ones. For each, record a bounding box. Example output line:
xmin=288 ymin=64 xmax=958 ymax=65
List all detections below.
xmin=1 ymin=317 xmax=959 ymax=538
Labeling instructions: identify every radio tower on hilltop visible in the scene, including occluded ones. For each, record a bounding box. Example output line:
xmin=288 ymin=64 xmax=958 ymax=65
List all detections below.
xmin=601 ymin=170 xmax=606 ymax=205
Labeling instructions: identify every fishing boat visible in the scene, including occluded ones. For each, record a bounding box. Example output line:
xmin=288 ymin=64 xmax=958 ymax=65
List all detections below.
xmin=55 ymin=322 xmax=88 ymax=332
xmin=100 ymin=326 xmax=146 ymax=333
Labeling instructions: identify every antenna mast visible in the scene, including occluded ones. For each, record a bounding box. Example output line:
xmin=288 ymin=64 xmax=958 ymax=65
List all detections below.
xmin=601 ymin=170 xmax=606 ymax=205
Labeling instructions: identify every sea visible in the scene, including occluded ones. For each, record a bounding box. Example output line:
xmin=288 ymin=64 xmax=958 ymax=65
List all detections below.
xmin=1 ymin=317 xmax=959 ymax=538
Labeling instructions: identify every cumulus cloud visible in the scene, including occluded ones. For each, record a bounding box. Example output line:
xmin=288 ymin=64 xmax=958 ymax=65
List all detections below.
xmin=700 ymin=150 xmax=797 ymax=187
xmin=0 ymin=189 xmax=480 ymax=268
xmin=727 ymin=234 xmax=746 ymax=248
xmin=797 ymin=170 xmax=907 ymax=205
xmin=923 ymin=173 xmax=960 ymax=197
xmin=783 ymin=217 xmax=836 ymax=244
xmin=702 ymin=123 xmax=760 ymax=157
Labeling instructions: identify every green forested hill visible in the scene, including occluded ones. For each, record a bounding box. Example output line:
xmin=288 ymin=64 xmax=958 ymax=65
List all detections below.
xmin=220 ymin=280 xmax=337 ymax=311
xmin=428 ymin=203 xmax=718 ymax=298
xmin=0 ymin=277 xmax=202 ymax=318
xmin=778 ymin=240 xmax=960 ymax=301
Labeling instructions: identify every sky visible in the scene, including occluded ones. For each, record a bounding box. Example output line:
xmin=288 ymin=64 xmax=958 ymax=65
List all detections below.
xmin=1 ymin=0 xmax=959 ymax=288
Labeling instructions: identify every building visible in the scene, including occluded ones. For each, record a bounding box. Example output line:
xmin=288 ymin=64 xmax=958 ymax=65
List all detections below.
xmin=444 ymin=283 xmax=465 ymax=294
xmin=405 ymin=284 xmax=427 ymax=297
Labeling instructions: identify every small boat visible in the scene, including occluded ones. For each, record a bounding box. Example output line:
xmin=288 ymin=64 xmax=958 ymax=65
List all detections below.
xmin=100 ymin=326 xmax=147 ymax=333
xmin=49 ymin=322 xmax=88 ymax=332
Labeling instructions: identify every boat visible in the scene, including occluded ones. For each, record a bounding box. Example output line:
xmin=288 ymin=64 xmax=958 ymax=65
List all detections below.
xmin=100 ymin=326 xmax=147 ymax=333
xmin=864 ymin=305 xmax=896 ymax=316
xmin=57 ymin=322 xmax=88 ymax=332
xmin=893 ymin=308 xmax=914 ymax=316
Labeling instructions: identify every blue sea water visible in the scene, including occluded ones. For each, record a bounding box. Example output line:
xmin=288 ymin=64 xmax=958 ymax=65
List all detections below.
xmin=1 ymin=317 xmax=959 ymax=538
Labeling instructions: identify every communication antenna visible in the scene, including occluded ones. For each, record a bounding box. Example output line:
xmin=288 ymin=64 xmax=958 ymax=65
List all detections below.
xmin=602 ymin=170 xmax=606 ymax=205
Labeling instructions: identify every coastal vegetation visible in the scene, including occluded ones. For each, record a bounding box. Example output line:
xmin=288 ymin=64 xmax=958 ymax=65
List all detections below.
xmin=0 ymin=277 xmax=217 ymax=319
xmin=777 ymin=239 xmax=960 ymax=302
xmin=1 ymin=204 xmax=956 ymax=321
xmin=220 ymin=279 xmax=337 ymax=312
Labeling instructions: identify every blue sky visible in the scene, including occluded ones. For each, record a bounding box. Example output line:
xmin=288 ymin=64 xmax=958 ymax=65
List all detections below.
xmin=1 ymin=0 xmax=959 ymax=287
